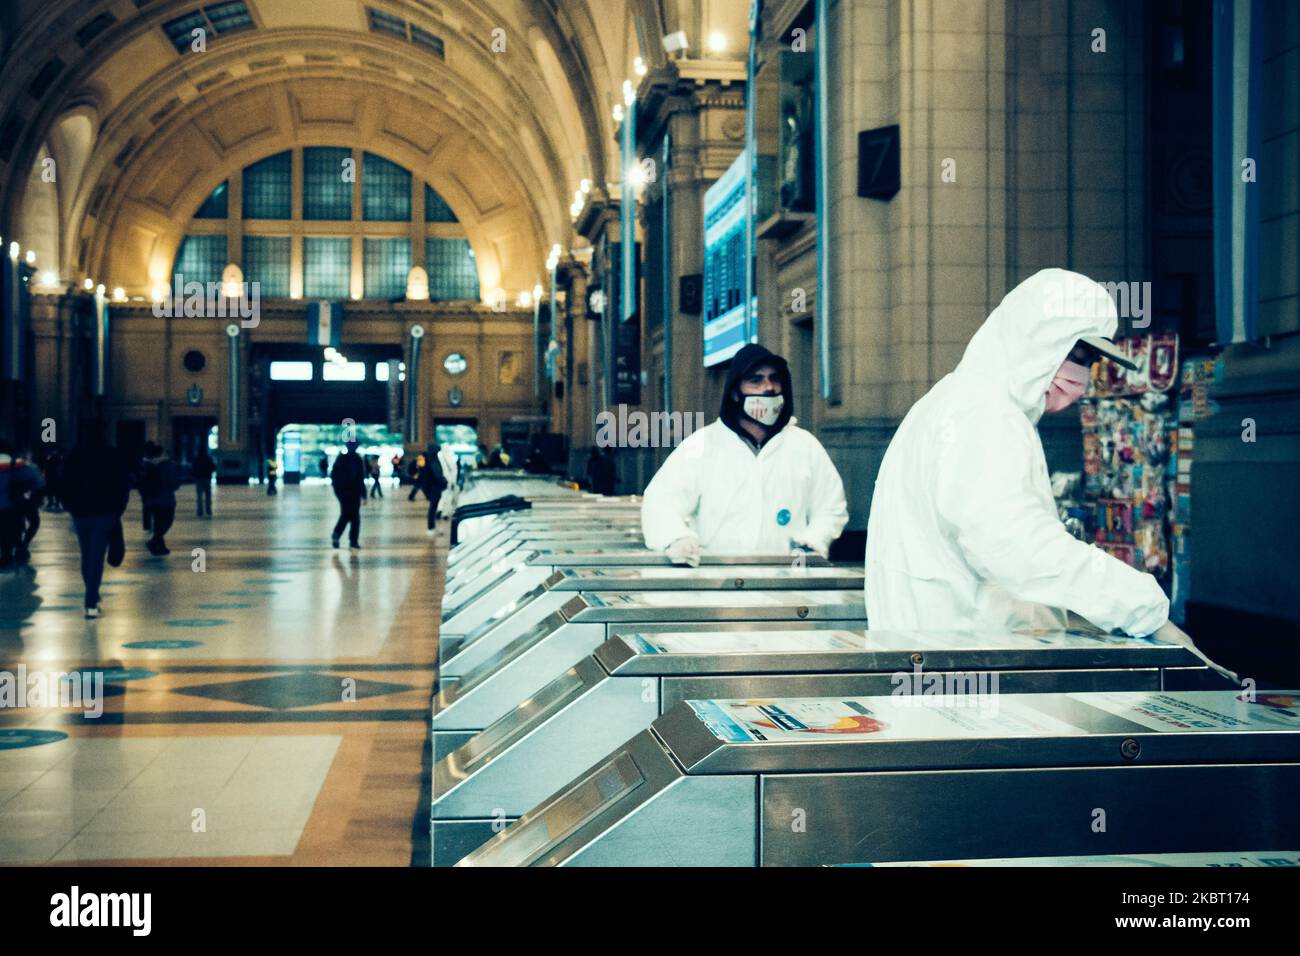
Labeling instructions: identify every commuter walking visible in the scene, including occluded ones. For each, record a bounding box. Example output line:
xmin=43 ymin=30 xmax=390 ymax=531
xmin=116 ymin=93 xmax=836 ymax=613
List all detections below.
xmin=407 ymin=454 xmax=427 ymax=501
xmin=420 ymin=451 xmax=447 ymax=533
xmin=369 ymin=458 xmax=384 ymax=499
xmin=140 ymin=442 xmax=180 ymax=555
xmin=266 ymin=456 xmax=278 ymax=495
xmin=193 ymin=449 xmax=216 ymax=517
xmin=330 ymin=440 xmax=367 ymax=550
xmin=0 ymin=444 xmax=37 ymax=570
xmin=436 ymin=445 xmax=459 ymax=520
xmin=57 ymin=422 xmax=130 ymax=618
xmin=15 ymin=449 xmax=46 ymax=564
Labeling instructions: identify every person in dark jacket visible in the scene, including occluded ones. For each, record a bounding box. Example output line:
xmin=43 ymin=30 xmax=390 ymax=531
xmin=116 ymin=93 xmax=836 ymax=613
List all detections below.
xmin=0 ymin=443 xmax=37 ymax=570
xmin=15 ymin=448 xmax=46 ymax=564
xmin=330 ymin=440 xmax=367 ymax=550
xmin=139 ymin=443 xmax=181 ymax=555
xmin=192 ymin=450 xmax=216 ymax=517
xmin=57 ymin=422 xmax=131 ymax=617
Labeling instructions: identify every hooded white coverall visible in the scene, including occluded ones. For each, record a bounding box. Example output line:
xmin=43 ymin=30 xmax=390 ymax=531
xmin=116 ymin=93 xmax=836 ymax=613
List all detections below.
xmin=865 ymin=269 xmax=1169 ymax=635
xmin=642 ymin=419 xmax=849 ymax=556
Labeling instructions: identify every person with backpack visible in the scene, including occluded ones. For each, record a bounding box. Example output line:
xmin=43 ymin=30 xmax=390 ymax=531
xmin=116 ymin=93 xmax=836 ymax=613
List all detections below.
xmin=330 ymin=440 xmax=367 ymax=550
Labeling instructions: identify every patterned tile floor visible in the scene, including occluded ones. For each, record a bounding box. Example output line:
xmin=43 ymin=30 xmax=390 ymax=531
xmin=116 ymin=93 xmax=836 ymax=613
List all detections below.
xmin=0 ymin=483 xmax=442 ymax=865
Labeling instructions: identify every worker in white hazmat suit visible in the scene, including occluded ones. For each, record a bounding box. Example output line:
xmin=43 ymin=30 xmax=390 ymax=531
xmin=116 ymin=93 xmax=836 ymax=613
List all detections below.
xmin=865 ymin=270 xmax=1233 ymax=677
xmin=642 ymin=343 xmax=848 ymax=565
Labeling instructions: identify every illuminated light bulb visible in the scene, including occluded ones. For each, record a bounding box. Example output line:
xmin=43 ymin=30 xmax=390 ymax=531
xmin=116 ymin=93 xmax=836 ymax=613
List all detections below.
xmin=151 ymin=285 xmax=166 ymax=301
xmin=25 ymin=250 xmax=36 ymax=264
xmin=634 ymin=57 xmax=647 ymax=77
xmin=112 ymin=287 xmax=126 ymax=301
xmin=708 ymin=32 xmax=727 ymax=52
xmin=580 ymin=179 xmax=591 ymax=194
xmin=517 ymin=291 xmax=532 ymax=308
xmin=8 ymin=242 xmax=18 ymax=259
xmin=623 ymin=79 xmax=635 ymax=106
xmin=42 ymin=271 xmax=58 ymax=286
xmin=612 ymin=104 xmax=624 ymax=123
xmin=628 ymin=163 xmax=649 ymax=189
xmin=84 ymin=278 xmax=94 ymax=291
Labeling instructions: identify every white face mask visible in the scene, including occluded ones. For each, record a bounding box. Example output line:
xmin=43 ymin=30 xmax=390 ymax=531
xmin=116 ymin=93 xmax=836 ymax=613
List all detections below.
xmin=742 ymin=394 xmax=785 ymax=427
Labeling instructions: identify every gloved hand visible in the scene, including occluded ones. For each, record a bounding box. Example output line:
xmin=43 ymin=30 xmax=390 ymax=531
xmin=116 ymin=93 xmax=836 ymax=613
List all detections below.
xmin=666 ymin=535 xmax=702 ymax=568
xmin=1152 ymin=621 xmax=1240 ymax=685
xmin=789 ymin=534 xmax=828 ymax=559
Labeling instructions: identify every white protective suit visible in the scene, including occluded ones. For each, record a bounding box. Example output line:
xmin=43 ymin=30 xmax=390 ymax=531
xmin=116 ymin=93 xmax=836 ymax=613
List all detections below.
xmin=641 ymin=418 xmax=849 ymax=556
xmin=436 ymin=446 xmax=460 ymax=520
xmin=865 ymin=269 xmax=1170 ymax=635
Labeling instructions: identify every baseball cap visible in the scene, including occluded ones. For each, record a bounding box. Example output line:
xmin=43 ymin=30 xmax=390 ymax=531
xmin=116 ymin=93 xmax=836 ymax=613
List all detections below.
xmin=1078 ymin=335 xmax=1139 ymax=371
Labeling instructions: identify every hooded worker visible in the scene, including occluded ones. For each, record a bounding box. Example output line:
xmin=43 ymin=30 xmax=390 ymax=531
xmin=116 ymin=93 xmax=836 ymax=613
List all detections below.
xmin=642 ymin=343 xmax=848 ymax=564
xmin=865 ymin=269 xmax=1181 ymax=639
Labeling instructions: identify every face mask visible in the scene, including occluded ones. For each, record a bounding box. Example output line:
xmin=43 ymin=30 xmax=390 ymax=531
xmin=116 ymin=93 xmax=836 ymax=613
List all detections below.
xmin=742 ymin=394 xmax=785 ymax=427
xmin=1044 ymin=360 xmax=1090 ymax=412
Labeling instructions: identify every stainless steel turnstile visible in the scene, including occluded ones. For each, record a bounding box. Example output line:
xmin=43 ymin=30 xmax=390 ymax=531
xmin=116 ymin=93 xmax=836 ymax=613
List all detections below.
xmin=459 ymin=690 xmax=1300 ymax=867
xmin=448 ymin=520 xmax=642 ymax=570
xmin=442 ymin=550 xmax=830 ymax=629
xmin=440 ymin=564 xmax=863 ymax=664
xmin=429 ymin=628 xmax=1211 ymax=865
xmin=431 ymin=590 xmax=867 ymax=755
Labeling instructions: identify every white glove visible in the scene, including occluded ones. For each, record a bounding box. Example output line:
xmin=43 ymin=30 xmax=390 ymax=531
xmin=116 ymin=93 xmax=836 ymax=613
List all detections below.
xmin=666 ymin=535 xmax=702 ymax=568
xmin=790 ymin=534 xmax=827 ymax=559
xmin=1152 ymin=621 xmax=1240 ymax=685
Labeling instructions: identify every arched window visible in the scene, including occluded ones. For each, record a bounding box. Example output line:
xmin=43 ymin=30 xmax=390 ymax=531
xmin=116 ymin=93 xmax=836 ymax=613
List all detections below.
xmin=173 ymin=147 xmax=479 ymax=302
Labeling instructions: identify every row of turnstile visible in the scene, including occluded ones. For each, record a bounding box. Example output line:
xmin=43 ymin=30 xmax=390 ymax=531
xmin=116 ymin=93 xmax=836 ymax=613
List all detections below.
xmin=432 ymin=479 xmax=1300 ymax=867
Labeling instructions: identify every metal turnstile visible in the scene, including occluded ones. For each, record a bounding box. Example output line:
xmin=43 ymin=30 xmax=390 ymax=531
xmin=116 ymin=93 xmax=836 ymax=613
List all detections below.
xmin=429 ymin=627 xmax=1211 ymax=865
xmin=459 ymin=689 xmax=1300 ymax=867
xmin=431 ymin=590 xmax=867 ymax=755
xmin=448 ymin=519 xmax=641 ymax=570
xmin=440 ymin=564 xmax=864 ymax=665
xmin=441 ymin=548 xmax=837 ymax=639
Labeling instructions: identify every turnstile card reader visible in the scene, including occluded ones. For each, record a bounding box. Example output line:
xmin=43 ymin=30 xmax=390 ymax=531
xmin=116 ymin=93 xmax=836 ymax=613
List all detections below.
xmin=459 ymin=690 xmax=1300 ymax=867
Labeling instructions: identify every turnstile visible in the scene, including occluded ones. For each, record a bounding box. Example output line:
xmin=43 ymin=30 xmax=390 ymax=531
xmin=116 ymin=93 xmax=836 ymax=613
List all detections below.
xmin=448 ymin=519 xmax=641 ymax=570
xmin=440 ymin=565 xmax=863 ymax=663
xmin=429 ymin=627 xmax=1211 ymax=865
xmin=442 ymin=550 xmax=830 ymax=627
xmin=443 ymin=534 xmax=649 ymax=597
xmin=431 ymin=590 xmax=867 ymax=754
xmin=459 ymin=689 xmax=1300 ymax=867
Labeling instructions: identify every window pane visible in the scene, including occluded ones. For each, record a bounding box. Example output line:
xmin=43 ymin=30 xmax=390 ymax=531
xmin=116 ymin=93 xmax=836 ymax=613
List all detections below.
xmin=303 ymin=147 xmax=353 ymax=220
xmin=242 ymin=151 xmax=292 ymax=219
xmin=242 ymin=236 xmax=291 ymax=297
xmin=173 ymin=235 xmax=227 ymax=286
xmin=364 ymin=238 xmax=411 ymax=300
xmin=424 ymin=184 xmax=458 ymax=222
xmin=303 ymin=237 xmax=351 ymax=299
xmin=195 ymin=181 xmax=228 ymax=219
xmin=322 ymin=361 xmax=367 ymax=382
xmin=269 ymin=361 xmax=314 ymax=381
xmin=426 ymin=238 xmax=479 ymax=301
xmin=363 ymin=153 xmax=411 ymax=221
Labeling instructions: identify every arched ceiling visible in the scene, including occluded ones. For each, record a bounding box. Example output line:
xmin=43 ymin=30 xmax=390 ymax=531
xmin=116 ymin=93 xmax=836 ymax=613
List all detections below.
xmin=0 ymin=0 xmax=740 ymax=297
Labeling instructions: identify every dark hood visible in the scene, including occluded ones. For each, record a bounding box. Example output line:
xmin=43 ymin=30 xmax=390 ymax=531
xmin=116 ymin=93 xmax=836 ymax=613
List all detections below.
xmin=720 ymin=343 xmax=794 ymax=442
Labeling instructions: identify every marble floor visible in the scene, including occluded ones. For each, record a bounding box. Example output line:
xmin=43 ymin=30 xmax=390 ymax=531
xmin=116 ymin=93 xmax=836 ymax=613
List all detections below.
xmin=0 ymin=482 xmax=442 ymax=865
